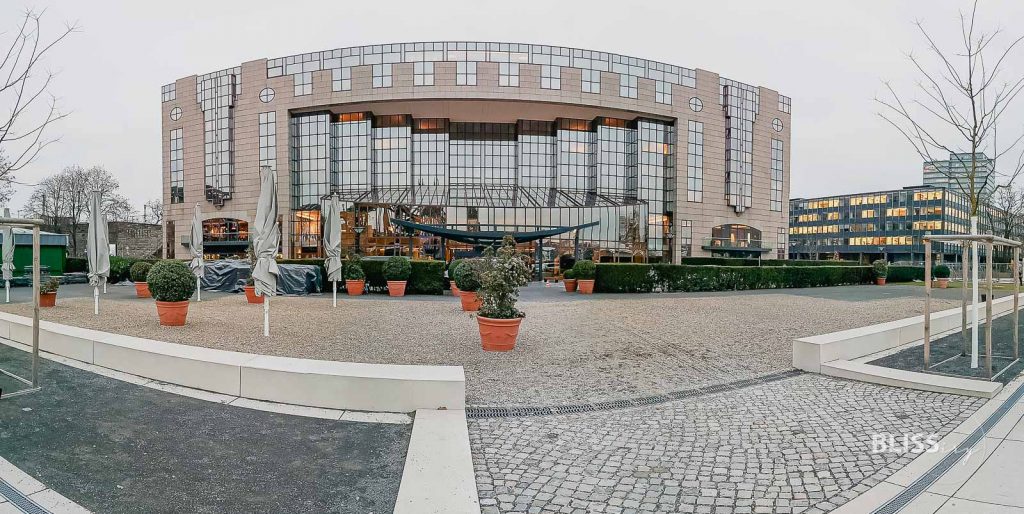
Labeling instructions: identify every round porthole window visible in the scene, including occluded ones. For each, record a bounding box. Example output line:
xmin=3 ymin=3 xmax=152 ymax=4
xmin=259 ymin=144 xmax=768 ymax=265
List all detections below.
xmin=169 ymin=107 xmax=182 ymax=121
xmin=688 ymin=97 xmax=703 ymax=112
xmin=772 ymin=118 xmax=784 ymax=132
xmin=259 ymin=87 xmax=275 ymax=103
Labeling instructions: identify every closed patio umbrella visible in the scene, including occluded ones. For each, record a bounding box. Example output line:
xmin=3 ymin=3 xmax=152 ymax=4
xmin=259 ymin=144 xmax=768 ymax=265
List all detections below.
xmin=87 ymin=191 xmax=110 ymax=315
xmin=188 ymin=203 xmax=205 ymax=302
xmin=2 ymin=225 xmax=13 ymax=303
xmin=252 ymin=166 xmax=280 ymax=336
xmin=322 ymin=194 xmax=342 ymax=307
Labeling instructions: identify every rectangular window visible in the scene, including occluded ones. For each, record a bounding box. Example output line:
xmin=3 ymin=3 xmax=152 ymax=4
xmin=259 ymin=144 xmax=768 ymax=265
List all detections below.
xmin=770 ymin=139 xmax=783 ymax=211
xmin=619 ymin=75 xmax=638 ymax=98
xmin=294 ymin=71 xmax=312 ymax=96
xmin=372 ymin=64 xmax=392 ymax=88
xmin=456 ymin=61 xmax=477 ymax=86
xmin=169 ymin=128 xmax=184 ymax=204
xmin=679 ymin=220 xmax=692 ymax=257
xmin=655 ymin=81 xmax=672 ymax=104
xmin=289 ymin=113 xmax=330 ymax=208
xmin=259 ymin=112 xmax=277 ymax=170
xmin=777 ymin=227 xmax=787 ymax=259
xmin=499 ymin=62 xmax=519 ymax=87
xmin=687 ymin=121 xmax=703 ymax=203
xmin=541 ymin=65 xmax=561 ymax=90
xmin=332 ymin=67 xmax=351 ymax=91
xmin=414 ymin=61 xmax=434 ymax=86
xmin=161 ymin=83 xmax=176 ymax=102
xmin=582 ymin=69 xmax=601 ymax=94
xmin=779 ymin=95 xmax=792 ymax=113
xmin=331 ymin=114 xmax=372 ymax=192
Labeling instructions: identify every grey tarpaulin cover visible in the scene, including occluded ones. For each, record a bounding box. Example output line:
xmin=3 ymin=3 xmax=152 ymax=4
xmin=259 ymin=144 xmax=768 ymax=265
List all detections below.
xmin=199 ymin=260 xmax=321 ymax=295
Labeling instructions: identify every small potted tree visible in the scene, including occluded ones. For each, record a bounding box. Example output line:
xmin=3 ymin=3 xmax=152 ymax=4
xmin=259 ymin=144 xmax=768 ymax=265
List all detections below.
xmin=448 ymin=259 xmax=462 ymax=295
xmin=345 ymin=259 xmax=366 ymax=296
xmin=562 ymin=268 xmax=578 ymax=293
xmin=131 ymin=261 xmax=153 ymax=298
xmin=39 ymin=278 xmax=59 ymax=307
xmin=455 ymin=259 xmax=483 ymax=311
xmin=933 ymin=264 xmax=951 ymax=289
xmin=384 ymin=256 xmax=412 ymax=297
xmin=148 ymin=260 xmax=197 ymax=326
xmin=243 ymin=241 xmax=262 ymax=304
xmin=574 ymin=259 xmax=597 ymax=294
xmin=872 ymin=259 xmax=889 ymax=286
xmin=476 ymin=235 xmax=531 ymax=351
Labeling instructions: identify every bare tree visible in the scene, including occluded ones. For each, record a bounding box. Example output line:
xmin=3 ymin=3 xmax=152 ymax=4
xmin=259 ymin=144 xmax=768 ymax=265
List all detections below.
xmin=877 ymin=1 xmax=1024 ymax=219
xmin=22 ymin=165 xmax=128 ymax=254
xmin=984 ymin=186 xmax=1024 ymax=259
xmin=0 ymin=9 xmax=76 ymax=184
xmin=143 ymin=198 xmax=163 ymax=224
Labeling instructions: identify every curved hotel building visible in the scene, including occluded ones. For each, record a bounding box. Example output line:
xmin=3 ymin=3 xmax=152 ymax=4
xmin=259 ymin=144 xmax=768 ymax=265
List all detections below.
xmin=161 ymin=42 xmax=791 ymax=263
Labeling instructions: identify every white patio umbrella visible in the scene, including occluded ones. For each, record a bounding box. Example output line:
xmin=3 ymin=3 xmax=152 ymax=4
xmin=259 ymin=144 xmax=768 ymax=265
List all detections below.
xmin=188 ymin=203 xmax=205 ymax=302
xmin=322 ymin=194 xmax=342 ymax=307
xmin=252 ymin=166 xmax=280 ymax=337
xmin=86 ymin=191 xmax=110 ymax=315
xmin=2 ymin=225 xmax=13 ymax=303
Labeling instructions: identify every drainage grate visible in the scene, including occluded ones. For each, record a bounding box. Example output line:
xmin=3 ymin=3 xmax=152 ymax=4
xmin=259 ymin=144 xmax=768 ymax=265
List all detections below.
xmin=872 ymin=382 xmax=1024 ymax=514
xmin=0 ymin=477 xmax=51 ymax=514
xmin=466 ymin=369 xmax=805 ymax=419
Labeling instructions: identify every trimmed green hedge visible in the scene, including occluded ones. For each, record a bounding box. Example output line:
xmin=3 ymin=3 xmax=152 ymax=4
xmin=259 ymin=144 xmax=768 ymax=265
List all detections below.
xmin=887 ymin=266 xmax=925 ymax=283
xmin=66 ymin=257 xmax=88 ymax=273
xmin=679 ymin=257 xmax=861 ymax=267
xmin=109 ymin=257 xmax=159 ymax=283
xmin=594 ymin=263 xmax=874 ymax=293
xmin=280 ymin=258 xmax=444 ymax=295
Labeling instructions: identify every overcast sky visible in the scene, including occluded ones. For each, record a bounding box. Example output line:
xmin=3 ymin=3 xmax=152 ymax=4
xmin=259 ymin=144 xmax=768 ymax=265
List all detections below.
xmin=3 ymin=0 xmax=1023 ymax=214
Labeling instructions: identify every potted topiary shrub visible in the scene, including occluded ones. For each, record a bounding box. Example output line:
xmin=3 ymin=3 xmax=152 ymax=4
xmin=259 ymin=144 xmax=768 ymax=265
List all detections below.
xmin=147 ymin=260 xmax=197 ymax=326
xmin=454 ymin=259 xmax=483 ymax=311
xmin=448 ymin=259 xmax=463 ymax=296
xmin=39 ymin=278 xmax=59 ymax=307
xmin=562 ymin=268 xmax=578 ymax=293
xmin=243 ymin=242 xmax=262 ymax=304
xmin=384 ymin=256 xmax=412 ymax=297
xmin=131 ymin=261 xmax=153 ymax=298
xmin=345 ymin=259 xmax=366 ymax=296
xmin=933 ymin=264 xmax=951 ymax=288
xmin=574 ymin=259 xmax=597 ymax=294
xmin=872 ymin=259 xmax=889 ymax=286
xmin=476 ymin=235 xmax=531 ymax=351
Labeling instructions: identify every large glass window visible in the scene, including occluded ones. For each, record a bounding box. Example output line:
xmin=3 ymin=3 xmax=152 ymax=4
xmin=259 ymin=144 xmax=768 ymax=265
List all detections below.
xmin=169 ymin=128 xmax=183 ymax=204
xmin=541 ymin=65 xmax=560 ymax=90
xmin=332 ymin=67 xmax=351 ymax=91
xmin=499 ymin=62 xmax=519 ymax=87
xmin=372 ymin=115 xmax=412 ymax=189
xmin=412 ymin=119 xmax=449 ymax=202
xmin=289 ymin=113 xmax=330 ymax=208
xmin=582 ymin=69 xmax=601 ymax=94
xmin=619 ymin=75 xmax=638 ymax=98
xmin=770 ymin=138 xmax=784 ymax=211
xmin=556 ymin=119 xmax=595 ymax=192
xmin=449 ymin=123 xmax=517 ymax=187
xmin=638 ymin=120 xmax=674 ymax=256
xmin=198 ymin=73 xmax=235 ymax=202
xmin=456 ymin=61 xmax=477 ymax=86
xmin=595 ymin=119 xmax=636 ymax=198
xmin=655 ymin=81 xmax=672 ymax=104
xmin=517 ymin=120 xmax=555 ymax=189
xmin=722 ymin=78 xmax=758 ymax=213
xmin=294 ymin=71 xmax=312 ymax=96
xmin=331 ymin=113 xmax=371 ymax=192
xmin=259 ymin=112 xmax=276 ymax=170
xmin=414 ymin=62 xmax=434 ymax=86
xmin=372 ymin=64 xmax=392 ymax=88
xmin=686 ymin=120 xmax=703 ymax=202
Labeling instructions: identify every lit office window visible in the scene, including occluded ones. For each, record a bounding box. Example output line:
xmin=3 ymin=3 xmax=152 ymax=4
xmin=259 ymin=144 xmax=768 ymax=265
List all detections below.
xmin=655 ymin=81 xmax=672 ymax=104
xmin=770 ymin=139 xmax=784 ymax=211
xmin=372 ymin=64 xmax=393 ymax=88
xmin=456 ymin=61 xmax=477 ymax=85
xmin=499 ymin=62 xmax=519 ymax=87
xmin=332 ymin=67 xmax=351 ymax=91
xmin=169 ymin=128 xmax=184 ymax=204
xmin=541 ymin=65 xmax=560 ymax=90
xmin=414 ymin=62 xmax=434 ymax=86
xmin=619 ymin=75 xmax=638 ymax=98
xmin=582 ymin=69 xmax=601 ymax=94
xmin=294 ymin=72 xmax=312 ymax=96
xmin=687 ymin=121 xmax=703 ymax=202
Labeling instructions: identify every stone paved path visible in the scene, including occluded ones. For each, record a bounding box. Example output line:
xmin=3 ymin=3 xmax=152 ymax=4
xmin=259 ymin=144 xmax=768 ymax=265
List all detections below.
xmin=469 ymin=374 xmax=983 ymax=514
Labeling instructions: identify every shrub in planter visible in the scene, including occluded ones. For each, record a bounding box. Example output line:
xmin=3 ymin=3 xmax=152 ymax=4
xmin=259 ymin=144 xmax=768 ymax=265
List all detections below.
xmin=573 ymin=259 xmax=597 ymax=294
xmin=455 ymin=259 xmax=483 ymax=311
xmin=130 ymin=261 xmax=153 ymax=298
xmin=562 ymin=268 xmax=578 ymax=293
xmin=39 ymin=277 xmax=59 ymax=307
xmin=933 ymin=264 xmax=951 ymax=288
xmin=383 ymin=256 xmax=412 ymax=297
xmin=344 ymin=259 xmax=366 ymax=296
xmin=477 ymin=235 xmax=531 ymax=351
xmin=872 ymin=259 xmax=889 ymax=285
xmin=66 ymin=257 xmax=88 ymax=273
xmin=147 ymin=260 xmax=196 ymax=326
xmin=108 ymin=256 xmax=139 ymax=284
xmin=448 ymin=259 xmax=464 ymax=294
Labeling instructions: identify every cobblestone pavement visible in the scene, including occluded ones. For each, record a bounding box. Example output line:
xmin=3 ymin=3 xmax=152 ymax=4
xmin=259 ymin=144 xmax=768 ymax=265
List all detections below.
xmin=469 ymin=374 xmax=983 ymax=514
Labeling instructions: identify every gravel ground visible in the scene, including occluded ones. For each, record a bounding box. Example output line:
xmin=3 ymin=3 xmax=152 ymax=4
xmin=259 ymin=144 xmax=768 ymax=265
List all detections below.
xmin=0 ymin=290 xmax=959 ymax=405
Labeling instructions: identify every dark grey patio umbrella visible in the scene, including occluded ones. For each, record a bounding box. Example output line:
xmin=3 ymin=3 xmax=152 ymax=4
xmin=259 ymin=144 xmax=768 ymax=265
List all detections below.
xmin=87 ymin=191 xmax=110 ymax=315
xmin=322 ymin=194 xmax=342 ymax=307
xmin=252 ymin=166 xmax=280 ymax=336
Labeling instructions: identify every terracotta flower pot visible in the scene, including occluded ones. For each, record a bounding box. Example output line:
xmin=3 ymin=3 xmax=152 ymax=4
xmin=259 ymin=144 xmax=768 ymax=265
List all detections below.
xmin=39 ymin=292 xmax=56 ymax=307
xmin=577 ymin=279 xmax=595 ymax=294
xmin=345 ymin=279 xmax=365 ymax=296
xmin=477 ymin=316 xmax=523 ymax=352
xmin=460 ymin=291 xmax=482 ymax=311
xmin=244 ymin=285 xmax=264 ymax=304
xmin=876 ymin=278 xmax=886 ymax=286
xmin=450 ymin=281 xmax=461 ymax=296
xmin=155 ymin=300 xmax=189 ymax=326
xmin=936 ymin=278 xmax=949 ymax=289
xmin=387 ymin=280 xmax=407 ymax=297
xmin=563 ymin=279 xmax=578 ymax=293
xmin=135 ymin=282 xmax=151 ymax=298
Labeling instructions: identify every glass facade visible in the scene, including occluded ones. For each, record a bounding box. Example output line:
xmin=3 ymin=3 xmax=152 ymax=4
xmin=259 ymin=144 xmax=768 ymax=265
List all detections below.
xmin=686 ymin=121 xmax=703 ymax=203
xmin=770 ymin=139 xmax=783 ymax=212
xmin=721 ymin=78 xmax=758 ymax=213
xmin=259 ymin=112 xmax=276 ymax=170
xmin=290 ymin=113 xmax=330 ymax=208
xmin=197 ymin=70 xmax=236 ymax=202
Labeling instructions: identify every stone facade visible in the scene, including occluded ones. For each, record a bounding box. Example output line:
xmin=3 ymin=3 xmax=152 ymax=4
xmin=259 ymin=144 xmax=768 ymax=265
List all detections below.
xmin=71 ymin=221 xmax=162 ymax=259
xmin=161 ymin=42 xmax=791 ymax=262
